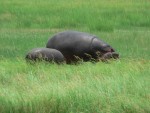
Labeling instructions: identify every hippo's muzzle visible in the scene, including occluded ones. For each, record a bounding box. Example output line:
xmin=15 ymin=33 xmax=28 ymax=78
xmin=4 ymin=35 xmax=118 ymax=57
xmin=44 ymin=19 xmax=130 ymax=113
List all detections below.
xmin=101 ymin=52 xmax=119 ymax=61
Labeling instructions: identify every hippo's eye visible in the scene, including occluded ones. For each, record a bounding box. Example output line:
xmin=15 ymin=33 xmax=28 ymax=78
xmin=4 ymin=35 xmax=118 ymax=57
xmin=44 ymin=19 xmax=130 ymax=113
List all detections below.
xmin=103 ymin=45 xmax=115 ymax=52
xmin=111 ymin=48 xmax=114 ymax=52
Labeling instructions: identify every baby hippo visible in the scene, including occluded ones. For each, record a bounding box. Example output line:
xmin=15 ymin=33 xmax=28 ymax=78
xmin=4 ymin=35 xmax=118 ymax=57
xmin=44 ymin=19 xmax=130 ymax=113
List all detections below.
xmin=25 ymin=48 xmax=65 ymax=63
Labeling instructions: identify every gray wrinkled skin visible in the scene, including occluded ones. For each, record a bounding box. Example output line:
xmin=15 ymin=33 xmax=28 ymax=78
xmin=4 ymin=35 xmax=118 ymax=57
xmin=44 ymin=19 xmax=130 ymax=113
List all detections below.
xmin=46 ymin=31 xmax=119 ymax=64
xmin=25 ymin=48 xmax=65 ymax=63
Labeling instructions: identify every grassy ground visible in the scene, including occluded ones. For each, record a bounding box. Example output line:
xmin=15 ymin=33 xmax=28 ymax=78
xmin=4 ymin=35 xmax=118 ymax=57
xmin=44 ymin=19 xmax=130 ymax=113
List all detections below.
xmin=0 ymin=0 xmax=150 ymax=31
xmin=0 ymin=59 xmax=149 ymax=113
xmin=0 ymin=0 xmax=150 ymax=113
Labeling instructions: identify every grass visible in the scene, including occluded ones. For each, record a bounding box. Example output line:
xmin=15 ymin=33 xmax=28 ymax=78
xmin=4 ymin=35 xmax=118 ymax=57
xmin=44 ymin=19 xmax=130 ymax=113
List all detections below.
xmin=0 ymin=29 xmax=149 ymax=59
xmin=0 ymin=0 xmax=150 ymax=113
xmin=0 ymin=0 xmax=150 ymax=31
xmin=0 ymin=59 xmax=150 ymax=113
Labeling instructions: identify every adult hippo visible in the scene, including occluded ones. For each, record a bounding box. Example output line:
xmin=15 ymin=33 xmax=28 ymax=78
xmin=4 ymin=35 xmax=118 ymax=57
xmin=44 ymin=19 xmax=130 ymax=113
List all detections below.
xmin=46 ymin=31 xmax=119 ymax=64
xmin=25 ymin=48 xmax=65 ymax=63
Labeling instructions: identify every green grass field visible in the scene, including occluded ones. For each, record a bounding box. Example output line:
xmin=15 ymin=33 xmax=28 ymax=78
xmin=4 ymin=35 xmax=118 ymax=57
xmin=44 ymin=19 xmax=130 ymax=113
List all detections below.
xmin=0 ymin=0 xmax=150 ymax=113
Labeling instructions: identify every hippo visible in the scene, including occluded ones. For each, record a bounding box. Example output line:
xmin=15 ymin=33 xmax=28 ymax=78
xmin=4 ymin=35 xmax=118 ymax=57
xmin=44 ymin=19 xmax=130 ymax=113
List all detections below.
xmin=25 ymin=48 xmax=65 ymax=63
xmin=46 ymin=31 xmax=119 ymax=64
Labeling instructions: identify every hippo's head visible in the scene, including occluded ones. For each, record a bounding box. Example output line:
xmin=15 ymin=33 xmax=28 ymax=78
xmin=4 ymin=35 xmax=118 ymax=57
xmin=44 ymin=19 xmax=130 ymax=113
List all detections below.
xmin=92 ymin=38 xmax=115 ymax=53
xmin=91 ymin=38 xmax=119 ymax=59
xmin=25 ymin=52 xmax=43 ymax=61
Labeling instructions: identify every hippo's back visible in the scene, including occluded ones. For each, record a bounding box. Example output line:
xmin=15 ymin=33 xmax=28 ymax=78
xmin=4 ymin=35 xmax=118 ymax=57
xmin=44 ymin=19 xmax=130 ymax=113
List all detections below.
xmin=46 ymin=31 xmax=96 ymax=56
